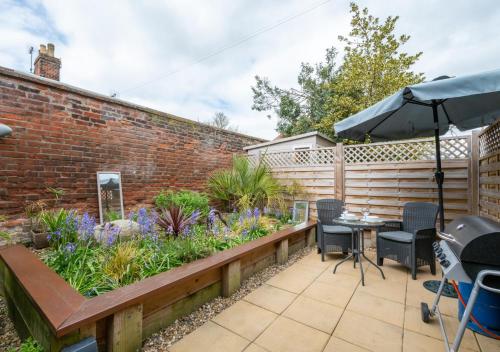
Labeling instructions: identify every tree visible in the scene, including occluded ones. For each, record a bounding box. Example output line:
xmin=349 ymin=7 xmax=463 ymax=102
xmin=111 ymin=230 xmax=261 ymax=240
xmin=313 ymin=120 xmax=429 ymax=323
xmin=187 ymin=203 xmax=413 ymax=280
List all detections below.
xmin=207 ymin=112 xmax=239 ymax=132
xmin=321 ymin=3 xmax=424 ymax=135
xmin=251 ymin=2 xmax=424 ymax=139
xmin=252 ymin=48 xmax=339 ymax=137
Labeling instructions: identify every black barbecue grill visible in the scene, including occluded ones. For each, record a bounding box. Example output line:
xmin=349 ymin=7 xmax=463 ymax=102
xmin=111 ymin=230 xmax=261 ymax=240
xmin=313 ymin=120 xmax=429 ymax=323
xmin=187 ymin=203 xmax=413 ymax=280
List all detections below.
xmin=441 ymin=216 xmax=500 ymax=288
xmin=421 ymin=215 xmax=500 ymax=352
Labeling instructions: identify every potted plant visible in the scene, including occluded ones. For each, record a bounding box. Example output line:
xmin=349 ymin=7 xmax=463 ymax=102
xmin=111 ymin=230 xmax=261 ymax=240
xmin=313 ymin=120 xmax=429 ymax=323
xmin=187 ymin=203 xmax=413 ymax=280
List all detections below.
xmin=25 ymin=200 xmax=48 ymax=249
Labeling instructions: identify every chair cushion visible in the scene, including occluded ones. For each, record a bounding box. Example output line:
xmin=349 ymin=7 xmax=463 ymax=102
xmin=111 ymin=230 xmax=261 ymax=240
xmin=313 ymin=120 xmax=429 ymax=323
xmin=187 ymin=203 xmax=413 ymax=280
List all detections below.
xmin=322 ymin=225 xmax=352 ymax=234
xmin=378 ymin=231 xmax=413 ymax=243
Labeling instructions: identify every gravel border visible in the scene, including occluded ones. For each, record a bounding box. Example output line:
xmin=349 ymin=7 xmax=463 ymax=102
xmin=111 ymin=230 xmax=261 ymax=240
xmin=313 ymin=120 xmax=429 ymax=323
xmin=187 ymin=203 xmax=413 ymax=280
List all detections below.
xmin=142 ymin=246 xmax=314 ymax=351
xmin=0 ymin=295 xmax=22 ymax=351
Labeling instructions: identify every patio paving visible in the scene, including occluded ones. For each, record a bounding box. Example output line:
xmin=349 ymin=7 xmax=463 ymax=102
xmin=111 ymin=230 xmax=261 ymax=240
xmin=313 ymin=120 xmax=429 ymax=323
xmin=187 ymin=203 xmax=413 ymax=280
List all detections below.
xmin=168 ymin=250 xmax=500 ymax=352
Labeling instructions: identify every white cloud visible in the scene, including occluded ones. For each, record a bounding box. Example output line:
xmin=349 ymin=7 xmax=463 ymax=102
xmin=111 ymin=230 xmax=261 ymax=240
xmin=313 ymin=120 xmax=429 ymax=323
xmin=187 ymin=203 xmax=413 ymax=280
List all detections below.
xmin=1 ymin=0 xmax=500 ymax=139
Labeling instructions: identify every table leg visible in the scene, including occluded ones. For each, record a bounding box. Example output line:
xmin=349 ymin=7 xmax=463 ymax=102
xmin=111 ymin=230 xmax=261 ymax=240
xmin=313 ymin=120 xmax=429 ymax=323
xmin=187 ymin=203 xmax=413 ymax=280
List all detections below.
xmin=358 ymin=230 xmax=365 ymax=286
xmin=334 ymin=228 xmax=356 ymax=274
xmin=360 ymin=226 xmax=385 ymax=280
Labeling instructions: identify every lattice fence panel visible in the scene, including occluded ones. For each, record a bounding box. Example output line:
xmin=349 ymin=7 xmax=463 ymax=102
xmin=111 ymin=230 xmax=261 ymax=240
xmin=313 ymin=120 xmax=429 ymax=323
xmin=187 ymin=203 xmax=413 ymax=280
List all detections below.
xmin=478 ymin=120 xmax=500 ymax=221
xmin=249 ymin=147 xmax=336 ymax=168
xmin=344 ymin=137 xmax=470 ymax=164
xmin=479 ymin=119 xmax=500 ymax=157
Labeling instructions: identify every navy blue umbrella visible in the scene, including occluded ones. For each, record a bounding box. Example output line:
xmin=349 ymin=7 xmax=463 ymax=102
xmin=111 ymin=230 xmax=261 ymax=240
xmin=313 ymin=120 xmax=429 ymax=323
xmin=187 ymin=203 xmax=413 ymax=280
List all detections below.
xmin=335 ymin=69 xmax=500 ymax=230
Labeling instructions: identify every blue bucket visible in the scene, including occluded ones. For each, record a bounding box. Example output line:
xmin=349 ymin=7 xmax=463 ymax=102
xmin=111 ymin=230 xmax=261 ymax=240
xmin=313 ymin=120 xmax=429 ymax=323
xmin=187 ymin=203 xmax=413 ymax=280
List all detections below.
xmin=457 ymin=282 xmax=500 ymax=336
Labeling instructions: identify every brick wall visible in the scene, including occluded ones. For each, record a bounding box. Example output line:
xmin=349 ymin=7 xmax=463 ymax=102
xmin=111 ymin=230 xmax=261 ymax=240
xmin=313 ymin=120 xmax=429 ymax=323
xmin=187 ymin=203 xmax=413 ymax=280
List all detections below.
xmin=0 ymin=66 xmax=264 ymax=240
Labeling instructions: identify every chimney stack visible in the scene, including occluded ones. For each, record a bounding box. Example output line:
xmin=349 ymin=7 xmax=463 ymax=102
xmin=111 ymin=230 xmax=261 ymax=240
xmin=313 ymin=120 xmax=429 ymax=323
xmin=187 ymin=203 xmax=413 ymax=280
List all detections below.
xmin=34 ymin=43 xmax=61 ymax=81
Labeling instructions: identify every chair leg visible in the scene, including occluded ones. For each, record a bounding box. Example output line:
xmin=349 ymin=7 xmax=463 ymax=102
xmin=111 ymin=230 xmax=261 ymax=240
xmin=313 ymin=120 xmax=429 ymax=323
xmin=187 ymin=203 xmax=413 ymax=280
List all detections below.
xmin=377 ymin=257 xmax=384 ymax=266
xmin=411 ymin=251 xmax=417 ymax=280
xmin=430 ymin=259 xmax=436 ymax=275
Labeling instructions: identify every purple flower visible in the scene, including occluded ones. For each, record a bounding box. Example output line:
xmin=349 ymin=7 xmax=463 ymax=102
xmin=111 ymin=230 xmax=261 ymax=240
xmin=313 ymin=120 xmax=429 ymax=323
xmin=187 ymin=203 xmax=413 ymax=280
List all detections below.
xmin=208 ymin=208 xmax=216 ymax=225
xmin=103 ymin=223 xmax=121 ymax=246
xmin=242 ymin=229 xmax=248 ymax=238
xmin=246 ymin=209 xmax=252 ymax=218
xmin=107 ymin=234 xmax=116 ymax=246
xmin=64 ymin=242 xmax=76 ymax=254
xmin=182 ymin=225 xmax=191 ymax=237
xmin=188 ymin=209 xmax=201 ymax=225
xmin=53 ymin=230 xmax=62 ymax=239
xmin=78 ymin=212 xmax=96 ymax=241
xmin=253 ymin=207 xmax=260 ymax=219
xmin=136 ymin=207 xmax=157 ymax=237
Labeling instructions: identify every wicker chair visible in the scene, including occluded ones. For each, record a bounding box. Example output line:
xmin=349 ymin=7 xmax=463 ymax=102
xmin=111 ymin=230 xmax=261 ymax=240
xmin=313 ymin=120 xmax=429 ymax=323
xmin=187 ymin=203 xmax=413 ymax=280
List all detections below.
xmin=376 ymin=202 xmax=439 ymax=280
xmin=316 ymin=199 xmax=354 ymax=262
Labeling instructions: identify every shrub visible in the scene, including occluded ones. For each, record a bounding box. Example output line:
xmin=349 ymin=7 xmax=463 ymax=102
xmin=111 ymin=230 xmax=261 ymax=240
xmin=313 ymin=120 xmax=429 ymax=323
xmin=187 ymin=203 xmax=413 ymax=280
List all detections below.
xmin=207 ymin=156 xmax=283 ymax=211
xmin=154 ymin=190 xmax=210 ymax=218
xmin=104 ymin=242 xmax=140 ymax=286
xmin=8 ymin=337 xmax=43 ymax=352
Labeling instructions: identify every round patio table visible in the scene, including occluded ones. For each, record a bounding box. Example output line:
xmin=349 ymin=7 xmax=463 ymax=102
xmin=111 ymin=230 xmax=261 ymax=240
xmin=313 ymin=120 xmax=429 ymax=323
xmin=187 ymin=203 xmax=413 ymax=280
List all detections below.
xmin=332 ymin=218 xmax=386 ymax=286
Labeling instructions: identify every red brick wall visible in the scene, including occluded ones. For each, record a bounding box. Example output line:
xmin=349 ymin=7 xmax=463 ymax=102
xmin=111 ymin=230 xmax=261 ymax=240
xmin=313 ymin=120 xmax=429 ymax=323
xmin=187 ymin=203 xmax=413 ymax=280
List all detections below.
xmin=0 ymin=67 xmax=264 ymax=235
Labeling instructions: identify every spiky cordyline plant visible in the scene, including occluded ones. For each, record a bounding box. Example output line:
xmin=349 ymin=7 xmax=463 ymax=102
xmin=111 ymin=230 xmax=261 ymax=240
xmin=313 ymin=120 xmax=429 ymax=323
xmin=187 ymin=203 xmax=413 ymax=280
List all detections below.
xmin=156 ymin=206 xmax=200 ymax=237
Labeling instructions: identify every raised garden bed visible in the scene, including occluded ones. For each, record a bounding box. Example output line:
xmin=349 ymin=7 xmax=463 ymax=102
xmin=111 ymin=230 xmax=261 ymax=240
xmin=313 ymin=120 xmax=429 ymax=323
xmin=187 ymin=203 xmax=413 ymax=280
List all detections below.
xmin=0 ymin=221 xmax=316 ymax=352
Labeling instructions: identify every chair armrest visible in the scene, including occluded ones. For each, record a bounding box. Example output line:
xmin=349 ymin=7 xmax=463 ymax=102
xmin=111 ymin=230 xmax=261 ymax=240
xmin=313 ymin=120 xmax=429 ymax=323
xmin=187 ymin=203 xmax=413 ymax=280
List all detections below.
xmin=380 ymin=220 xmax=403 ymax=232
xmin=414 ymin=227 xmax=436 ymax=240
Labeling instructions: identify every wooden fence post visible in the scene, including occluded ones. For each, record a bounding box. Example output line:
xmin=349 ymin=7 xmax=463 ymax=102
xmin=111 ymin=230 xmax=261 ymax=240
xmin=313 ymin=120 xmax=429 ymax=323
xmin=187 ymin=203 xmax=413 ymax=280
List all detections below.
xmin=108 ymin=304 xmax=143 ymax=352
xmin=222 ymin=260 xmax=241 ymax=297
xmin=335 ymin=143 xmax=344 ymax=201
xmin=276 ymin=239 xmax=288 ymax=265
xmin=470 ymin=131 xmax=480 ymax=215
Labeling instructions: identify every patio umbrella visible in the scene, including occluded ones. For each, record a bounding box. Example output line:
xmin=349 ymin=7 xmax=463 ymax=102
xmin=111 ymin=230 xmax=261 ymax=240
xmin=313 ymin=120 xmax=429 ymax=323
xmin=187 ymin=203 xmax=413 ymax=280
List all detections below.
xmin=334 ymin=69 xmax=500 ymax=231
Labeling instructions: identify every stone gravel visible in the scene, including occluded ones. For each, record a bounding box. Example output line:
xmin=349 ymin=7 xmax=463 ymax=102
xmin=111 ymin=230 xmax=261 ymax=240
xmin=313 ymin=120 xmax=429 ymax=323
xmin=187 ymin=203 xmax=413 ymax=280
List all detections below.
xmin=0 ymin=295 xmax=22 ymax=351
xmin=142 ymin=246 xmax=313 ymax=351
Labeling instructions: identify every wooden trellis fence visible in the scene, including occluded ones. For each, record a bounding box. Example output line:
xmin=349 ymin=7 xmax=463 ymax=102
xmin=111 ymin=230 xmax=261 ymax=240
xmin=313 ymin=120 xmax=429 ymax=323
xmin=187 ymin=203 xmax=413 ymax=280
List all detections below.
xmin=250 ymin=135 xmax=479 ymax=223
xmin=478 ymin=120 xmax=500 ymax=221
xmin=343 ymin=136 xmax=471 ymax=222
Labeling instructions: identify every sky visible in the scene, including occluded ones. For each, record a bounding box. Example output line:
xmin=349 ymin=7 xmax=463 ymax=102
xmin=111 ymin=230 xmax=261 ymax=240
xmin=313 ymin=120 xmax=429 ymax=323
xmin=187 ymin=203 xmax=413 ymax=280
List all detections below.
xmin=1 ymin=0 xmax=499 ymax=140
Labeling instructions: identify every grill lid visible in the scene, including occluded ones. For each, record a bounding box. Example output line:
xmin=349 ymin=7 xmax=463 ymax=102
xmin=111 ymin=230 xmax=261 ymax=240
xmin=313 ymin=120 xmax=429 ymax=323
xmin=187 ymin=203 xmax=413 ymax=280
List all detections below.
xmin=443 ymin=216 xmax=500 ymax=286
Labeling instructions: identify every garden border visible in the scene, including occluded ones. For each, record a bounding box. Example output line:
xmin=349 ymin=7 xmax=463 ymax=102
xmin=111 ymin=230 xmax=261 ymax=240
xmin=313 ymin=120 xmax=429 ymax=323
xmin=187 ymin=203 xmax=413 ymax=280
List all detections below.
xmin=0 ymin=221 xmax=316 ymax=351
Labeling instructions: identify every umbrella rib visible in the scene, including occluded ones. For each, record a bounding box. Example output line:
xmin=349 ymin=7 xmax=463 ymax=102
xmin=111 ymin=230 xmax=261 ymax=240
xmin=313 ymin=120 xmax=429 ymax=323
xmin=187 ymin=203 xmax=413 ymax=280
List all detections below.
xmin=440 ymin=101 xmax=453 ymax=125
xmin=367 ymin=100 xmax=410 ymax=136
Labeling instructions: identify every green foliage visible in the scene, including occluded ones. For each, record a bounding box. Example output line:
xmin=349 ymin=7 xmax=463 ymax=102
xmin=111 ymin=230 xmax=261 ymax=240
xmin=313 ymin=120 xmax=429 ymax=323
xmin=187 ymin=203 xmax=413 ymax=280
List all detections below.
xmin=8 ymin=337 xmax=44 ymax=352
xmin=207 ymin=155 xmax=282 ymax=211
xmin=154 ymin=190 xmax=210 ymax=218
xmin=252 ymin=2 xmax=424 ymax=139
xmin=0 ymin=230 xmax=12 ymax=243
xmin=103 ymin=242 xmax=141 ymax=286
xmin=252 ymin=48 xmax=338 ymax=137
xmin=46 ymin=187 xmax=65 ymax=202
xmin=104 ymin=210 xmax=122 ymax=222
xmin=42 ymin=206 xmax=284 ymax=297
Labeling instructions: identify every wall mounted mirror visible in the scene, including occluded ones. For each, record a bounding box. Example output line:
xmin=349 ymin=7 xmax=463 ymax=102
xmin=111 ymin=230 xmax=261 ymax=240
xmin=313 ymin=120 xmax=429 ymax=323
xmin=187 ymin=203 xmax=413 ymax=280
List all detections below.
xmin=97 ymin=172 xmax=124 ymax=224
xmin=292 ymin=200 xmax=309 ymax=223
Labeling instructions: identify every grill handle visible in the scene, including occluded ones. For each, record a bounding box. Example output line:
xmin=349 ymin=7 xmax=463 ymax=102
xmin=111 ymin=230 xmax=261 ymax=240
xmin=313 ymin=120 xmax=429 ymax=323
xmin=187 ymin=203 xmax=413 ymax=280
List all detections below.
xmin=437 ymin=231 xmax=458 ymax=243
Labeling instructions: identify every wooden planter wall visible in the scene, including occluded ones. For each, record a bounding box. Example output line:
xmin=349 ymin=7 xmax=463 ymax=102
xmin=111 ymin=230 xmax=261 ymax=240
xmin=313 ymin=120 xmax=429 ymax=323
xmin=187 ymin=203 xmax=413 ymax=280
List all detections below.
xmin=0 ymin=222 xmax=316 ymax=352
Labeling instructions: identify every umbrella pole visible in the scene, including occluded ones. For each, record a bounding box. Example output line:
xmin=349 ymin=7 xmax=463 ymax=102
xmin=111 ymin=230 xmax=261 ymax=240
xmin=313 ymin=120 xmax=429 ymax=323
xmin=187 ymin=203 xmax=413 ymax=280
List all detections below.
xmin=432 ymin=101 xmax=445 ymax=231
